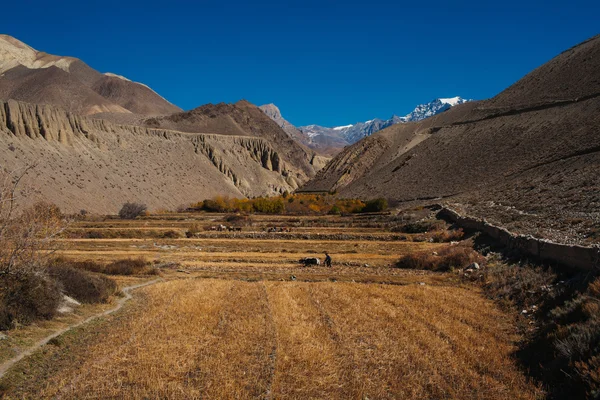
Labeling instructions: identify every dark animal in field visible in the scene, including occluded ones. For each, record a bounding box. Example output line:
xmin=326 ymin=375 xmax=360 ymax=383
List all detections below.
xmin=300 ymin=257 xmax=320 ymax=266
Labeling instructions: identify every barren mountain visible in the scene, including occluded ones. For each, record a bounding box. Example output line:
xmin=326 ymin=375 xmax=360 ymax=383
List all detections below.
xmin=302 ymin=35 xmax=600 ymax=244
xmin=0 ymin=99 xmax=313 ymax=213
xmin=0 ymin=35 xmax=181 ymax=116
xmin=144 ymin=100 xmax=327 ymax=176
xmin=259 ymin=103 xmax=310 ymax=144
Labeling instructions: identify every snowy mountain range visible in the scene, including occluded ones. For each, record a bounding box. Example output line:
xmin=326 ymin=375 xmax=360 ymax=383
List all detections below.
xmin=299 ymin=97 xmax=471 ymax=145
xmin=261 ymin=97 xmax=470 ymax=155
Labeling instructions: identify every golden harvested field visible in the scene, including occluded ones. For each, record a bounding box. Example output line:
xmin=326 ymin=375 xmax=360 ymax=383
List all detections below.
xmin=0 ymin=213 xmax=542 ymax=398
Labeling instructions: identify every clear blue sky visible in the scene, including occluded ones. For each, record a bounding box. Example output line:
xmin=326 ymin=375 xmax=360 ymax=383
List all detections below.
xmin=2 ymin=0 xmax=598 ymax=127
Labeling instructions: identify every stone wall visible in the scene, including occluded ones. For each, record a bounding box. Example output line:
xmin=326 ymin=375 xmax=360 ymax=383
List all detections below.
xmin=438 ymin=207 xmax=600 ymax=271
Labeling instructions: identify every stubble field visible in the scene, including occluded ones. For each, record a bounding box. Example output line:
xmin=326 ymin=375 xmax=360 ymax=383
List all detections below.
xmin=0 ymin=212 xmax=542 ymax=399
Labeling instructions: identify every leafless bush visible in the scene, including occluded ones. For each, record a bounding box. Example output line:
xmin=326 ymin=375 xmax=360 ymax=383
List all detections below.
xmin=396 ymin=242 xmax=485 ymax=272
xmin=49 ymin=264 xmax=117 ymax=304
xmin=118 ymin=202 xmax=147 ymax=219
xmin=54 ymin=257 xmax=156 ymax=276
xmin=0 ymin=167 xmax=67 ymax=329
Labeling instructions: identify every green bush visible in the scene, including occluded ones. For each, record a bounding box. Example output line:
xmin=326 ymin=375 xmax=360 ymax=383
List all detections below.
xmin=253 ymin=197 xmax=285 ymax=214
xmin=361 ymin=198 xmax=388 ymax=213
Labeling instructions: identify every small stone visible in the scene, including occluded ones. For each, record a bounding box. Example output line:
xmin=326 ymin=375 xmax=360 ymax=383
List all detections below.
xmin=465 ymin=262 xmax=480 ymax=271
xmin=419 ymin=282 xmax=426 ymax=286
xmin=0 ymin=333 xmax=7 ymax=340
xmin=290 ymin=275 xmax=297 ymax=281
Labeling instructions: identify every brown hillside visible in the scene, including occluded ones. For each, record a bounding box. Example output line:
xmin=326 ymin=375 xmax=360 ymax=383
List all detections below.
xmin=0 ymin=65 xmax=130 ymax=115
xmin=145 ymin=100 xmax=321 ymax=178
xmin=92 ymin=75 xmax=182 ymax=115
xmin=0 ymin=35 xmax=181 ymax=117
xmin=0 ymin=100 xmax=313 ymax=213
xmin=302 ymin=34 xmax=600 ymax=244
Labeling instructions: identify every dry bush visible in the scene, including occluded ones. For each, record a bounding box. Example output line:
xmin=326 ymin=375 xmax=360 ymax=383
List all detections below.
xmin=396 ymin=242 xmax=485 ymax=271
xmin=103 ymin=258 xmax=154 ymax=275
xmin=49 ymin=264 xmax=117 ymax=304
xmin=186 ymin=223 xmax=203 ymax=237
xmin=481 ymin=256 xmax=600 ymax=398
xmin=225 ymin=214 xmax=252 ymax=225
xmin=483 ymin=260 xmax=556 ymax=311
xmin=55 ymin=257 xmax=156 ymax=276
xmin=160 ymin=230 xmax=182 ymax=239
xmin=0 ymin=169 xmax=67 ymax=330
xmin=0 ymin=270 xmax=62 ymax=330
xmin=118 ymin=202 xmax=147 ymax=219
xmin=429 ymin=228 xmax=465 ymax=242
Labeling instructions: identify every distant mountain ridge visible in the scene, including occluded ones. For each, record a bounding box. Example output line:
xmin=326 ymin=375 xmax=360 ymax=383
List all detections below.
xmin=0 ymin=34 xmax=182 ymax=116
xmin=260 ymin=97 xmax=470 ymax=155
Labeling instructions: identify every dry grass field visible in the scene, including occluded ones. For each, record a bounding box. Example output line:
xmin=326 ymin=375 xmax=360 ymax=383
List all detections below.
xmin=0 ymin=212 xmax=543 ymax=399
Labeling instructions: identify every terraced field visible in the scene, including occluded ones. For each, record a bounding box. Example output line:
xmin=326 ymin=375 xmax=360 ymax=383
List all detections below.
xmin=0 ymin=213 xmax=542 ymax=399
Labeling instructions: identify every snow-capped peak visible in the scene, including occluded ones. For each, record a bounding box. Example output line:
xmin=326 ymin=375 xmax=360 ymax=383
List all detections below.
xmin=333 ymin=124 xmax=354 ymax=131
xmin=438 ymin=96 xmax=463 ymax=106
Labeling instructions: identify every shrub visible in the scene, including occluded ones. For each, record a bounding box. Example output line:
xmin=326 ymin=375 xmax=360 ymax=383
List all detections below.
xmin=161 ymin=230 xmax=182 ymax=239
xmin=225 ymin=214 xmax=252 ymax=225
xmin=430 ymin=228 xmax=464 ymax=243
xmin=253 ymin=197 xmax=285 ymax=214
xmin=396 ymin=243 xmax=485 ymax=272
xmin=186 ymin=223 xmax=203 ymax=237
xmin=329 ymin=205 xmax=342 ymax=215
xmin=361 ymin=198 xmax=388 ymax=213
xmin=0 ymin=270 xmax=62 ymax=330
xmin=49 ymin=264 xmax=117 ymax=304
xmin=118 ymin=202 xmax=147 ymax=219
xmin=104 ymin=258 xmax=154 ymax=275
xmin=54 ymin=257 xmax=155 ymax=276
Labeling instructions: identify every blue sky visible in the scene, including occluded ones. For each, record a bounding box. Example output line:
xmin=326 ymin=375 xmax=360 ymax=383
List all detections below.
xmin=2 ymin=0 xmax=598 ymax=126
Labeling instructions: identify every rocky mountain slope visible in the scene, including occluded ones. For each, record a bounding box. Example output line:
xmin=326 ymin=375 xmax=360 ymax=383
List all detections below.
xmin=0 ymin=99 xmax=313 ymax=213
xmin=260 ymin=97 xmax=470 ymax=155
xmin=258 ymin=104 xmax=309 ymax=145
xmin=0 ymin=35 xmax=181 ymax=116
xmin=0 ymin=35 xmax=325 ymax=213
xmin=301 ymin=35 xmax=600 ymax=244
xmin=144 ymin=100 xmax=327 ymax=177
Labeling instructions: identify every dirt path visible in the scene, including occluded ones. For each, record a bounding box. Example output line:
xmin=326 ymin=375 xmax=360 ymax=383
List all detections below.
xmin=0 ymin=277 xmax=162 ymax=379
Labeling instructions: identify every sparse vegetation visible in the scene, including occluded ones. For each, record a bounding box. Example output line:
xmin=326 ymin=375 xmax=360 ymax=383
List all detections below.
xmin=481 ymin=256 xmax=600 ymax=399
xmin=396 ymin=242 xmax=485 ymax=271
